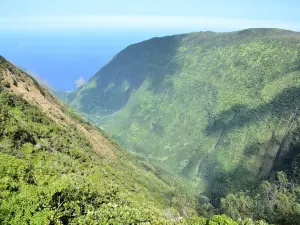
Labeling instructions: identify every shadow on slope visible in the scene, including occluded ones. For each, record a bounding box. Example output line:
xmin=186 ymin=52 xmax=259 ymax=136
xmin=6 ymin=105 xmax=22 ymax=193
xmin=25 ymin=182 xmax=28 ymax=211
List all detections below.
xmin=72 ymin=35 xmax=184 ymax=115
xmin=204 ymin=86 xmax=300 ymax=204
xmin=206 ymin=86 xmax=300 ymax=136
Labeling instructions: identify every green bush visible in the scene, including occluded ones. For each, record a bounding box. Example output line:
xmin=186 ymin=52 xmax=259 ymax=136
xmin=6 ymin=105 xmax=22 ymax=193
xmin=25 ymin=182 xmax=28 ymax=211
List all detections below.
xmin=209 ymin=215 xmax=238 ymax=225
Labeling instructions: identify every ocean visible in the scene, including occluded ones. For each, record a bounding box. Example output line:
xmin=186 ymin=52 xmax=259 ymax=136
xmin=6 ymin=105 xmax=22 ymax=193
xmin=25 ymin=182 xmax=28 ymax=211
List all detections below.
xmin=0 ymin=29 xmax=180 ymax=90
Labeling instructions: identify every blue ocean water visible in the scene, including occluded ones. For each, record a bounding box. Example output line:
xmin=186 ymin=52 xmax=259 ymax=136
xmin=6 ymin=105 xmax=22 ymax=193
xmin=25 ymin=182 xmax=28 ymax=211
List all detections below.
xmin=0 ymin=29 xmax=180 ymax=90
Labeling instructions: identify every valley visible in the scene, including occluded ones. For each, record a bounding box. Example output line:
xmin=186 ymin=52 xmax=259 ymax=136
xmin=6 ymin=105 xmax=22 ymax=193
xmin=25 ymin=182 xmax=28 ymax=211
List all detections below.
xmin=2 ymin=28 xmax=300 ymax=224
xmin=66 ymin=28 xmax=300 ymax=200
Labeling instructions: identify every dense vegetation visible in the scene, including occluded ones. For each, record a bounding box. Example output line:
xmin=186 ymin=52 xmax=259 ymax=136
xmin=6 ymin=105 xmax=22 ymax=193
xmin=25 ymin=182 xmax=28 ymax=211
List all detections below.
xmin=1 ymin=55 xmax=276 ymax=224
xmin=220 ymin=169 xmax=300 ymax=224
xmin=3 ymin=27 xmax=300 ymax=223
xmin=0 ymin=57 xmax=204 ymax=224
xmin=2 ymin=55 xmax=275 ymax=224
xmin=67 ymin=28 xmax=300 ymax=201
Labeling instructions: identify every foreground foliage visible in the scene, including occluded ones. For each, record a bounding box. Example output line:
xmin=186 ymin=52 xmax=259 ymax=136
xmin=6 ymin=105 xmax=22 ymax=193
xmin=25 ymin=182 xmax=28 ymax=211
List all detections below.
xmin=221 ymin=169 xmax=300 ymax=225
xmin=1 ymin=56 xmax=268 ymax=224
xmin=0 ymin=59 xmax=201 ymax=224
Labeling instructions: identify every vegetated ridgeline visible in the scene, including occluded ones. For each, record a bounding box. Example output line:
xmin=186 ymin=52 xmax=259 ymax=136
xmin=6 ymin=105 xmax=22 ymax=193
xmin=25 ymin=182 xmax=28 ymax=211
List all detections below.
xmin=0 ymin=56 xmax=273 ymax=224
xmin=66 ymin=28 xmax=300 ymax=202
xmin=0 ymin=55 xmax=205 ymax=224
xmin=6 ymin=26 xmax=300 ymax=224
xmin=6 ymin=55 xmax=276 ymax=225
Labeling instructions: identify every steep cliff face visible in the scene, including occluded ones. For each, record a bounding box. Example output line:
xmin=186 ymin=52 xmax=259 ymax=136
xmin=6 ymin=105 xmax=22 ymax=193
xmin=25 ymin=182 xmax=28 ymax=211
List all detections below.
xmin=0 ymin=56 xmax=197 ymax=224
xmin=66 ymin=28 xmax=300 ymax=196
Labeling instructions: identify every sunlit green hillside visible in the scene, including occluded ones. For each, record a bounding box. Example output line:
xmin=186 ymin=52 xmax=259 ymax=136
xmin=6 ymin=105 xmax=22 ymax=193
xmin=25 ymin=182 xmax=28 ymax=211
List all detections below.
xmin=67 ymin=28 xmax=300 ymax=200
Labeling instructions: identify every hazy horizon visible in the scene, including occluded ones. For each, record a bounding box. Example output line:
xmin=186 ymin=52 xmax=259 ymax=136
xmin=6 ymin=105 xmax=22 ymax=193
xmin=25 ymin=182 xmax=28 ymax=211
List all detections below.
xmin=0 ymin=27 xmax=245 ymax=91
xmin=1 ymin=0 xmax=300 ymax=90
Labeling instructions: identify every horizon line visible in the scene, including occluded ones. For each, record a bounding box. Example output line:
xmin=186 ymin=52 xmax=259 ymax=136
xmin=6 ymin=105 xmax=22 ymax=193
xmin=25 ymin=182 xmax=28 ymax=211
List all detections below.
xmin=0 ymin=15 xmax=299 ymax=31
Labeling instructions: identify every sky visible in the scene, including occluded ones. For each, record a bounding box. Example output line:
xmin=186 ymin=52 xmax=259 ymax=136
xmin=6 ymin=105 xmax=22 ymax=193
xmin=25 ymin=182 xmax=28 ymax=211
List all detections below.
xmin=0 ymin=0 xmax=300 ymax=90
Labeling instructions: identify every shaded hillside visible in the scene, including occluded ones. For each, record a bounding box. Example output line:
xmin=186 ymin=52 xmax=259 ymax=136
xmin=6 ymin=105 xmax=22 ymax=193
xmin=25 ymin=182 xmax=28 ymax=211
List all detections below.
xmin=0 ymin=56 xmax=202 ymax=224
xmin=67 ymin=28 xmax=300 ymax=198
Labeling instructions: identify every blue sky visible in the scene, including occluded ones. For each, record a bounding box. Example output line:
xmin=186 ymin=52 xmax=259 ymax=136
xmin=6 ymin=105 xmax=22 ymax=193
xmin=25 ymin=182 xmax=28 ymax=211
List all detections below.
xmin=1 ymin=0 xmax=300 ymax=21
xmin=1 ymin=0 xmax=300 ymax=30
xmin=0 ymin=0 xmax=300 ymax=90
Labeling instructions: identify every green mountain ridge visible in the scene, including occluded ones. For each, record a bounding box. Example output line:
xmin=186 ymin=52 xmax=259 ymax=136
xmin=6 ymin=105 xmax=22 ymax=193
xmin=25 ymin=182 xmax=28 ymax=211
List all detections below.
xmin=3 ymin=27 xmax=300 ymax=224
xmin=0 ymin=55 xmax=203 ymax=224
xmin=66 ymin=28 xmax=300 ymax=199
xmin=1 ymin=56 xmax=273 ymax=225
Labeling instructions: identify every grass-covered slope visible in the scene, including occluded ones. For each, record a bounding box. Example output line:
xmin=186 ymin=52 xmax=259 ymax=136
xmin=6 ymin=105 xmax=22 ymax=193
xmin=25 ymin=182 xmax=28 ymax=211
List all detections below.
xmin=67 ymin=28 xmax=300 ymax=198
xmin=0 ymin=56 xmax=203 ymax=224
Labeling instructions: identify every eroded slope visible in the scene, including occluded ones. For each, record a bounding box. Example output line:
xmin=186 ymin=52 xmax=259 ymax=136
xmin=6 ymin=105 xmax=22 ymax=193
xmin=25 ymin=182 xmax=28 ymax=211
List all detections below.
xmin=0 ymin=56 xmax=199 ymax=224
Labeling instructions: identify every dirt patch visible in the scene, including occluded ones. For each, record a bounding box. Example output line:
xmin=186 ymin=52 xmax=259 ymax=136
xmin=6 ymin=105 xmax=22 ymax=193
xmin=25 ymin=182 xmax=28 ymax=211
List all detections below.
xmin=2 ymin=67 xmax=116 ymax=160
